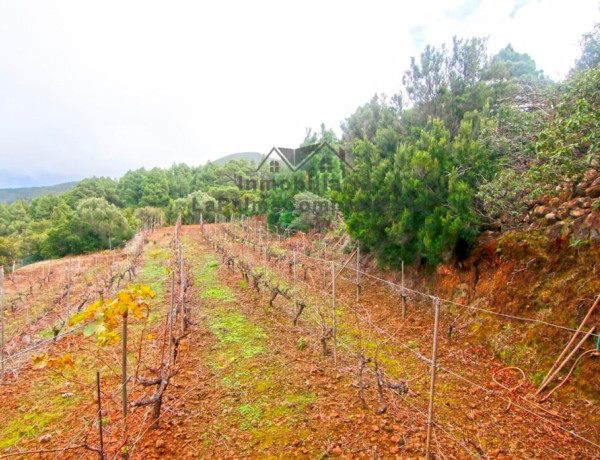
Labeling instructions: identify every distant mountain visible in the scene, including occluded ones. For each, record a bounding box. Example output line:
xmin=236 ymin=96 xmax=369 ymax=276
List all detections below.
xmin=0 ymin=154 xmax=263 ymax=204
xmin=0 ymin=181 xmax=78 ymax=204
xmin=212 ymin=152 xmax=264 ymax=165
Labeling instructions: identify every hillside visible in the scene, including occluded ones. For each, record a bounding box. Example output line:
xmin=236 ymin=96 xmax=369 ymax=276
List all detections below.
xmin=0 ymin=181 xmax=78 ymax=204
xmin=0 ymin=222 xmax=598 ymax=459
xmin=212 ymin=151 xmax=264 ymax=165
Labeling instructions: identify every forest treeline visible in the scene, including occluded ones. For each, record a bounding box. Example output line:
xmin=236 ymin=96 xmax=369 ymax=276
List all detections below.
xmin=2 ymin=23 xmax=600 ymax=268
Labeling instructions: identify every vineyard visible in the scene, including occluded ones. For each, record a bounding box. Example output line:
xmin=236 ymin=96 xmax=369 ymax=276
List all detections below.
xmin=0 ymin=221 xmax=598 ymax=459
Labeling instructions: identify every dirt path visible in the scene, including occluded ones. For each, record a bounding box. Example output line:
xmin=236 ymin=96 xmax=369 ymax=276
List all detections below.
xmin=187 ymin=223 xmax=600 ymax=459
xmin=2 ymin=224 xmax=598 ymax=459
xmin=137 ymin=227 xmax=421 ymax=459
xmin=0 ymin=232 xmax=159 ymax=459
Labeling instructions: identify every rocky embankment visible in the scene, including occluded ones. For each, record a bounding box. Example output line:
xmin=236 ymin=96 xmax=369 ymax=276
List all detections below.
xmin=527 ymin=168 xmax=600 ymax=241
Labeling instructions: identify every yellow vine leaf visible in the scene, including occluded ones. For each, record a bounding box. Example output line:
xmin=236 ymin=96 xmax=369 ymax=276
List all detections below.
xmin=48 ymin=354 xmax=75 ymax=371
xmin=32 ymin=354 xmax=48 ymax=369
xmin=70 ymin=284 xmax=155 ymax=346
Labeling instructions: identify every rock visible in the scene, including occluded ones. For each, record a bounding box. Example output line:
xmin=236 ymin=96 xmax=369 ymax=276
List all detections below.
xmin=570 ymin=208 xmax=585 ymax=218
xmin=155 ymin=439 xmax=165 ymax=449
xmin=61 ymin=393 xmax=74 ymax=398
xmin=585 ymin=169 xmax=599 ymax=181
xmin=39 ymin=435 xmax=51 ymax=444
xmin=558 ymin=189 xmax=572 ymax=201
xmin=544 ymin=213 xmax=557 ymax=224
xmin=556 ymin=205 xmax=570 ymax=220
xmin=533 ymin=205 xmax=547 ymax=217
xmin=570 ymin=216 xmax=588 ymax=239
xmin=575 ymin=182 xmax=589 ymax=196
xmin=545 ymin=223 xmax=563 ymax=240
xmin=549 ymin=197 xmax=561 ymax=208
xmin=583 ymin=208 xmax=600 ymax=230
xmin=585 ymin=184 xmax=600 ymax=198
xmin=589 ymin=211 xmax=600 ymax=240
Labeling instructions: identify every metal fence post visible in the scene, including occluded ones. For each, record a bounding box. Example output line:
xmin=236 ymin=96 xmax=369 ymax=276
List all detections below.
xmin=332 ymin=261 xmax=337 ymax=367
xmin=425 ymin=298 xmax=441 ymax=459
xmin=356 ymin=245 xmax=360 ymax=302
xmin=401 ymin=260 xmax=406 ymax=320
xmin=293 ymin=251 xmax=297 ymax=313
xmin=1 ymin=266 xmax=4 ymax=383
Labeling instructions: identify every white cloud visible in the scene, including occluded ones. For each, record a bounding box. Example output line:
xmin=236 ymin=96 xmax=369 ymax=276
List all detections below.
xmin=0 ymin=0 xmax=597 ymax=187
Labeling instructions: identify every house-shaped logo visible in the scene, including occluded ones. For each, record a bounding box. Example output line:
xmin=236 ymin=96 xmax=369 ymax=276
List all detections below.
xmin=254 ymin=142 xmax=353 ymax=173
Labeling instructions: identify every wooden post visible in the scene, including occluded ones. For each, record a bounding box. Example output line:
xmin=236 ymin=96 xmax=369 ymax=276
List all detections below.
xmin=539 ymin=326 xmax=596 ymax=396
xmin=169 ymin=270 xmax=175 ymax=353
xmin=401 ymin=261 xmax=406 ymax=320
xmin=425 ymin=298 xmax=441 ymax=459
xmin=122 ymin=311 xmax=128 ymax=423
xmin=66 ymin=260 xmax=72 ymax=321
xmin=356 ymin=245 xmax=360 ymax=302
xmin=537 ymin=295 xmax=600 ymax=393
xmin=11 ymin=260 xmax=15 ymax=282
xmin=293 ymin=251 xmax=297 ymax=313
xmin=263 ymin=246 xmax=267 ymax=274
xmin=200 ymin=213 xmax=203 ymax=228
xmin=180 ymin=245 xmax=185 ymax=334
xmin=97 ymin=371 xmax=105 ymax=460
xmin=1 ymin=266 xmax=4 ymax=383
xmin=332 ymin=261 xmax=337 ymax=367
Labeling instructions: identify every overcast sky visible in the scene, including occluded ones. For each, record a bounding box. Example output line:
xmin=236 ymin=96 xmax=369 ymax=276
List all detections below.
xmin=0 ymin=0 xmax=598 ymax=188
